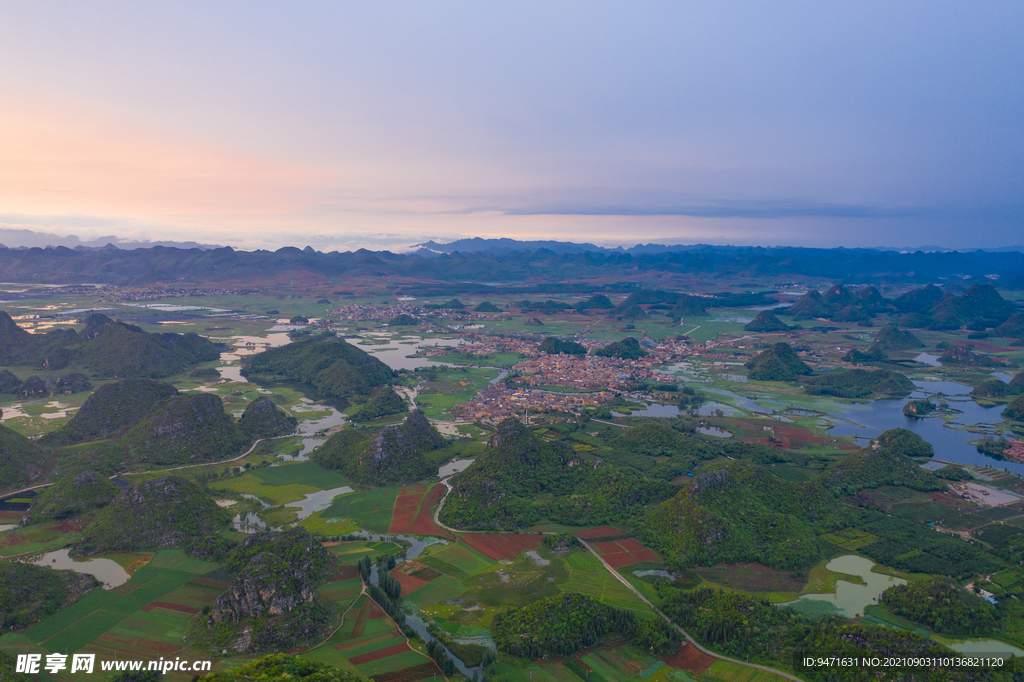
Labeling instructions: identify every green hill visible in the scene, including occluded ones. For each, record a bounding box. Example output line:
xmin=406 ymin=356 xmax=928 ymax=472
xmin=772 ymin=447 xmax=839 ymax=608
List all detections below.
xmin=238 ymin=396 xmax=297 ymax=439
xmin=202 ymin=528 xmax=338 ymax=654
xmin=940 ymin=345 xmax=1001 ymax=367
xmin=745 ymin=342 xmax=812 ymax=381
xmin=77 ymin=476 xmax=229 ymax=554
xmin=744 ymin=310 xmax=792 ymax=332
xmin=388 ymin=314 xmax=420 ymax=326
xmin=1004 ymin=394 xmax=1024 ymax=421
xmin=971 ymin=378 xmax=1011 ymax=398
xmin=591 ymin=337 xmax=646 ymax=359
xmin=0 ymin=311 xmax=220 ymax=377
xmin=29 ymin=470 xmax=119 ymax=522
xmin=475 ymin=301 xmax=502 ymax=312
xmin=0 ymin=423 xmax=46 ymax=489
xmin=538 ymin=336 xmax=587 ymax=356
xmin=575 ymin=294 xmax=613 ymax=310
xmin=816 ymin=429 xmax=942 ymax=495
xmin=1010 ymin=372 xmax=1024 ymax=393
xmin=492 ymin=593 xmax=642 ymax=659
xmin=439 ymin=418 xmax=583 ymax=530
xmin=312 ymin=409 xmax=443 ymax=484
xmin=842 ymin=345 xmax=888 ymax=363
xmin=0 ymin=369 xmax=20 ymax=393
xmin=927 ymin=284 xmax=1016 ymax=330
xmin=351 ymin=385 xmax=407 ymax=422
xmin=611 ymin=422 xmax=720 ymax=468
xmin=0 ymin=562 xmax=98 ymax=631
xmin=803 ymin=369 xmax=915 ymax=399
xmin=544 ymin=469 xmax=676 ymax=526
xmin=241 ymin=334 xmax=393 ymax=406
xmin=992 ymin=313 xmax=1024 ymax=338
xmin=39 ymin=378 xmax=179 ymax=446
xmin=121 ymin=393 xmax=250 ymax=464
xmin=640 ymin=460 xmax=846 ymax=570
xmin=873 ymin=325 xmax=924 ymax=350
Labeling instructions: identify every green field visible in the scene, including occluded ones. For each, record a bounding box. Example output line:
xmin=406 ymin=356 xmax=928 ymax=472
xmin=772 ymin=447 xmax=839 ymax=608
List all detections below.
xmin=419 ymin=542 xmax=494 ymax=579
xmin=319 ymin=488 xmax=399 ymax=532
xmin=250 ymin=460 xmax=350 ymax=488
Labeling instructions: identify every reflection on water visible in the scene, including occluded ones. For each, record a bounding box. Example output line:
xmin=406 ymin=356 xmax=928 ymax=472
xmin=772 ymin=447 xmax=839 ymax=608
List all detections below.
xmin=365 ymin=337 xmax=465 ymax=371
xmin=696 ymin=427 xmax=733 ymax=438
xmin=633 ymin=569 xmax=674 ymax=580
xmin=827 ymin=380 xmax=1015 ymax=473
xmin=785 ymin=555 xmax=904 ymax=618
xmin=914 ymin=353 xmax=942 ymax=367
xmin=0 ymin=524 xmax=16 ymax=532
xmin=29 ymin=548 xmax=130 ymax=588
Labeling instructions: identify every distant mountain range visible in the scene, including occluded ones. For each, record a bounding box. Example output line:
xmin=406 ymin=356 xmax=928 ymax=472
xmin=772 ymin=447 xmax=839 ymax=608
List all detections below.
xmin=1 ymin=238 xmax=1024 ymax=286
xmin=0 ymin=226 xmax=219 ymax=251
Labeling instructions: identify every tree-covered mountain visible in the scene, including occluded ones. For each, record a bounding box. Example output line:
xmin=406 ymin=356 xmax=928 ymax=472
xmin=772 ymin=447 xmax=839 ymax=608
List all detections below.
xmin=816 ymin=428 xmax=942 ymax=495
xmin=745 ymin=342 xmax=812 ymax=381
xmin=351 ymin=385 xmax=407 ymax=422
xmin=440 ymin=418 xmax=584 ymax=530
xmin=201 ymin=655 xmax=366 ymax=682
xmin=744 ymin=310 xmax=793 ymax=332
xmin=0 ymin=562 xmax=98 ymax=631
xmin=238 ymin=396 xmax=298 ymax=439
xmin=312 ymin=409 xmax=443 ymax=485
xmin=29 ymin=470 xmax=119 ymax=522
xmin=591 ymin=337 xmax=646 ymax=359
xmin=882 ymin=579 xmax=998 ymax=636
xmin=77 ymin=476 xmax=229 ymax=554
xmin=40 ymin=378 xmax=179 ymax=446
xmin=121 ymin=393 xmax=251 ymax=464
xmin=0 ymin=423 xmax=46 ymax=489
xmin=544 ymin=469 xmax=676 ymax=526
xmin=538 ymin=336 xmax=587 ymax=356
xmin=872 ymin=324 xmax=924 ymax=350
xmin=783 ymin=284 xmax=872 ymax=322
xmin=641 ymin=460 xmax=846 ymax=570
xmin=0 ymin=311 xmax=219 ymax=377
xmin=241 ymin=334 xmax=393 ymax=406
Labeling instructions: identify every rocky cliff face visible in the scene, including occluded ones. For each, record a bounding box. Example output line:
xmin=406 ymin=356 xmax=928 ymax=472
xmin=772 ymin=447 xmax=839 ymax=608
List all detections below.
xmin=203 ymin=528 xmax=338 ymax=653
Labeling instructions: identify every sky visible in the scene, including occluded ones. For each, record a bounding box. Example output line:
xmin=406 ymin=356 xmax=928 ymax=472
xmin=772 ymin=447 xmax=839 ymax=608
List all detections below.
xmin=0 ymin=2 xmax=1021 ymax=252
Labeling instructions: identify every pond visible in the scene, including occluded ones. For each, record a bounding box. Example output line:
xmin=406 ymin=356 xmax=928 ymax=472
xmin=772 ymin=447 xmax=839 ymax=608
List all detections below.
xmin=933 ymin=636 xmax=1024 ymax=658
xmin=696 ymin=427 xmax=733 ymax=438
xmin=633 ymin=569 xmax=674 ymax=580
xmin=781 ymin=555 xmax=905 ymax=618
xmin=28 ymin=548 xmax=130 ymax=588
xmin=286 ymin=486 xmax=354 ymax=521
xmin=914 ymin=353 xmax=942 ymax=367
xmin=438 ymin=459 xmax=475 ymax=477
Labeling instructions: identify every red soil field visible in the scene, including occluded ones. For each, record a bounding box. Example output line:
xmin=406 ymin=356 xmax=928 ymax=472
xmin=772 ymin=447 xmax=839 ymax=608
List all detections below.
xmin=462 ymin=534 xmax=542 ymax=561
xmin=661 ymin=643 xmax=715 ymax=674
xmin=367 ymin=600 xmax=388 ymax=619
xmin=593 ymin=539 xmax=659 ymax=568
xmin=141 ymin=601 xmax=199 ymax=614
xmin=407 ymin=484 xmax=452 ymax=538
xmin=371 ymin=662 xmax=441 ymax=682
xmin=391 ymin=567 xmax=431 ymax=595
xmin=349 ymin=642 xmax=413 ymax=665
xmin=572 ymin=526 xmax=623 ymax=539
